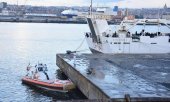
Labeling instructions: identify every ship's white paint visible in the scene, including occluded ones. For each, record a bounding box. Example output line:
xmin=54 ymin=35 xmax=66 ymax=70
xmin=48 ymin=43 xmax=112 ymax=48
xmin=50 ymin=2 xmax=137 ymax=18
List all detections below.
xmin=85 ymin=18 xmax=170 ymax=54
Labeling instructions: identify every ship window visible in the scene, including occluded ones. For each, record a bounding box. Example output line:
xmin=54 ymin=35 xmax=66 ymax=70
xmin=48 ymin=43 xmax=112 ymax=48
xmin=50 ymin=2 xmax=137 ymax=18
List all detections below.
xmin=151 ymin=43 xmax=157 ymax=44
xmin=123 ymin=42 xmax=130 ymax=44
xmin=132 ymin=39 xmax=140 ymax=42
xmin=114 ymin=42 xmax=117 ymax=44
xmin=118 ymin=42 xmax=121 ymax=44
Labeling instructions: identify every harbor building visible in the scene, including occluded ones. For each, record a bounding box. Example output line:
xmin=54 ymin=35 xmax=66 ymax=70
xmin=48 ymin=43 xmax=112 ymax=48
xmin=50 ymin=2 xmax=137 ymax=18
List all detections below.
xmin=0 ymin=2 xmax=7 ymax=13
xmin=90 ymin=7 xmax=117 ymax=20
xmin=84 ymin=7 xmax=123 ymax=21
xmin=0 ymin=2 xmax=7 ymax=9
xmin=113 ymin=6 xmax=118 ymax=12
xmin=162 ymin=4 xmax=170 ymax=20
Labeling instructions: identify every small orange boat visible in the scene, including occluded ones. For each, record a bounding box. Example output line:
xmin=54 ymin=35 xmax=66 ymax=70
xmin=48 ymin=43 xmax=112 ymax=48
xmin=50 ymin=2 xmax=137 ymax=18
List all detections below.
xmin=22 ymin=76 xmax=75 ymax=92
xmin=22 ymin=63 xmax=75 ymax=92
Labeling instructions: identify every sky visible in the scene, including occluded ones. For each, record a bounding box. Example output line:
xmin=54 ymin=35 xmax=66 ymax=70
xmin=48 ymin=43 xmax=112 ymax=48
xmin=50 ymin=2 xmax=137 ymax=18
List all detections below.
xmin=1 ymin=0 xmax=170 ymax=8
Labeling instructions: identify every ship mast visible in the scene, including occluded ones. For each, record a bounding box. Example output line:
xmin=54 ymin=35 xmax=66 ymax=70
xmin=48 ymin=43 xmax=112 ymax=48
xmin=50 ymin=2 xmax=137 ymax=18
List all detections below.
xmin=90 ymin=0 xmax=93 ymax=17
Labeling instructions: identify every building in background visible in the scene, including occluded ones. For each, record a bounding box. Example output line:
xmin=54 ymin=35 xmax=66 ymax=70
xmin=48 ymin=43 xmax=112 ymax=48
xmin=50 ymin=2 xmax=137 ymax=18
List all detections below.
xmin=162 ymin=4 xmax=170 ymax=20
xmin=0 ymin=2 xmax=7 ymax=9
xmin=113 ymin=6 xmax=118 ymax=12
xmin=0 ymin=2 xmax=7 ymax=13
xmin=125 ymin=8 xmax=128 ymax=16
xmin=84 ymin=7 xmax=123 ymax=21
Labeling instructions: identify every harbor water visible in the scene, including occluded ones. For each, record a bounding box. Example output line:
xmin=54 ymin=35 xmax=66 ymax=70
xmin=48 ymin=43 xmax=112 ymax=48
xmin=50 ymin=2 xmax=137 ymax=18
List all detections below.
xmin=0 ymin=22 xmax=90 ymax=102
xmin=0 ymin=22 xmax=170 ymax=102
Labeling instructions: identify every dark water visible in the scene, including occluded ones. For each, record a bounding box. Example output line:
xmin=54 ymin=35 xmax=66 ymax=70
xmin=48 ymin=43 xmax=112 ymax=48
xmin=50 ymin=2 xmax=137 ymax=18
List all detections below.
xmin=0 ymin=22 xmax=90 ymax=101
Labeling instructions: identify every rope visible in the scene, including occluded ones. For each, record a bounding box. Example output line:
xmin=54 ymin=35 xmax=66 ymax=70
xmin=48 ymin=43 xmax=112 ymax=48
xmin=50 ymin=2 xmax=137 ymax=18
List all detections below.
xmin=75 ymin=37 xmax=86 ymax=52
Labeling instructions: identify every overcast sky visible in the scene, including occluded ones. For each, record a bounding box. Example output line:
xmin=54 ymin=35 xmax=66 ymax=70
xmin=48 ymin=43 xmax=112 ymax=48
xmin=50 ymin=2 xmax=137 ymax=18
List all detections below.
xmin=1 ymin=0 xmax=170 ymax=8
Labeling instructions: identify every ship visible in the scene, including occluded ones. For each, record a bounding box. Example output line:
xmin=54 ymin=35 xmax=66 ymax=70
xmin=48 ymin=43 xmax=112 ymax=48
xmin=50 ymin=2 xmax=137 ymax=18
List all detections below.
xmin=61 ymin=9 xmax=78 ymax=18
xmin=85 ymin=17 xmax=170 ymax=54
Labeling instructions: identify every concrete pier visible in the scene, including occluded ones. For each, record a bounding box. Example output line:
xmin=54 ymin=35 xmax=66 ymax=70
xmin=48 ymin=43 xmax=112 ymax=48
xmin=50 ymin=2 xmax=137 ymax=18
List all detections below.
xmin=56 ymin=54 xmax=170 ymax=101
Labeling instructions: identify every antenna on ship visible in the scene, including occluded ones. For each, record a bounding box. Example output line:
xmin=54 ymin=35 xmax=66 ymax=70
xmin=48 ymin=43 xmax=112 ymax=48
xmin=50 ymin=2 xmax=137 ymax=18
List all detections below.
xmin=90 ymin=0 xmax=93 ymax=17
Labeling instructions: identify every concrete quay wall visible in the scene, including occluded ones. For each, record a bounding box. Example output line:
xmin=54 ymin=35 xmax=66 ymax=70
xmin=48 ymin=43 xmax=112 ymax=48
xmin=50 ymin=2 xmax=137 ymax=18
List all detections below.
xmin=56 ymin=54 xmax=110 ymax=100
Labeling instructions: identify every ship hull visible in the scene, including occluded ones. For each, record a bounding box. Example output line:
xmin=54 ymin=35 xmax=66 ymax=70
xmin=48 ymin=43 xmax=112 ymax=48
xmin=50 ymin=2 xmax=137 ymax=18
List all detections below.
xmin=86 ymin=37 xmax=170 ymax=54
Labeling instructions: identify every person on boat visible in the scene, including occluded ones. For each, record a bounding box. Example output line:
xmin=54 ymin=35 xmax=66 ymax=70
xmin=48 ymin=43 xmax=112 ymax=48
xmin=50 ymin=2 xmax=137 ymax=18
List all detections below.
xmin=31 ymin=70 xmax=34 ymax=79
xmin=33 ymin=69 xmax=39 ymax=80
xmin=141 ymin=29 xmax=145 ymax=36
xmin=37 ymin=63 xmax=44 ymax=71
xmin=26 ymin=63 xmax=35 ymax=77
xmin=34 ymin=63 xmax=50 ymax=80
xmin=26 ymin=65 xmax=38 ymax=79
xmin=43 ymin=64 xmax=49 ymax=80
xmin=135 ymin=31 xmax=138 ymax=35
xmin=43 ymin=72 xmax=50 ymax=80
xmin=26 ymin=63 xmax=31 ymax=76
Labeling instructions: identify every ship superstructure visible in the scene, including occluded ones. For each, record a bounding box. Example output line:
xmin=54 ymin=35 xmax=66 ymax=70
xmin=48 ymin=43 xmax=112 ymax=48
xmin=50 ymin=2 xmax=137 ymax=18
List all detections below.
xmin=85 ymin=18 xmax=170 ymax=54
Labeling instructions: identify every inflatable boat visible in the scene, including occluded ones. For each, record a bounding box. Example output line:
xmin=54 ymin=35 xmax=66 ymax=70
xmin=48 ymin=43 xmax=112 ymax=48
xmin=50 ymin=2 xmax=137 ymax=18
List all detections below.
xmin=22 ymin=77 xmax=75 ymax=92
xmin=22 ymin=63 xmax=75 ymax=92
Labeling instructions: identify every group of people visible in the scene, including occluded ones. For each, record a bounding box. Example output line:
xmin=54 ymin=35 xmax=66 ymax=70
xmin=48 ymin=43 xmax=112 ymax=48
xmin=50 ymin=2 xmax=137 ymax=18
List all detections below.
xmin=134 ymin=30 xmax=162 ymax=37
xmin=26 ymin=63 xmax=49 ymax=80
